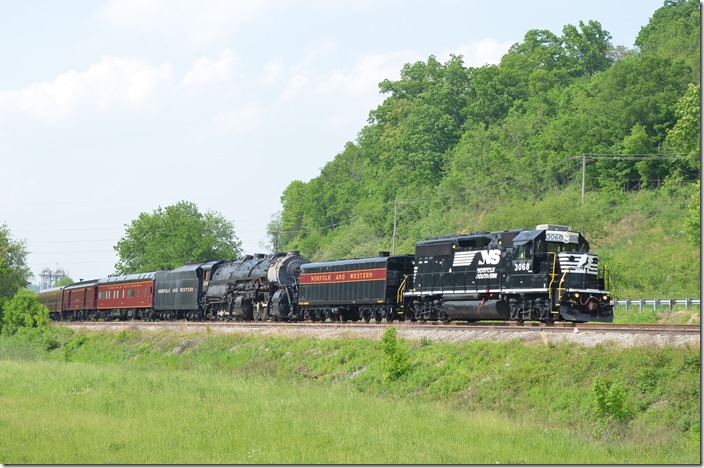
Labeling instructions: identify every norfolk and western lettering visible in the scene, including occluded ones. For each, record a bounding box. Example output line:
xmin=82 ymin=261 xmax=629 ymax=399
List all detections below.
xmin=299 ymin=268 xmax=386 ymax=285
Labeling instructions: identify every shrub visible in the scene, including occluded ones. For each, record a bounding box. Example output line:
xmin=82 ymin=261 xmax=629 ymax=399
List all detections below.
xmin=2 ymin=289 xmax=50 ymax=336
xmin=380 ymin=326 xmax=410 ymax=380
xmin=592 ymin=376 xmax=631 ymax=423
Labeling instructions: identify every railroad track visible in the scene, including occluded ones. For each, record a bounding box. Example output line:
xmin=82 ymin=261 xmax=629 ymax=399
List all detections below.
xmin=60 ymin=320 xmax=700 ymax=336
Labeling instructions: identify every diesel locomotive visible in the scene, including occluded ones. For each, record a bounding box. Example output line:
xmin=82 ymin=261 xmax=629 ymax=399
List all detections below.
xmin=39 ymin=224 xmax=614 ymax=323
xmin=406 ymin=224 xmax=613 ymax=323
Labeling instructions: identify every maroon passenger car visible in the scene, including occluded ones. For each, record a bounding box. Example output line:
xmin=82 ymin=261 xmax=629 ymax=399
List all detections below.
xmin=62 ymin=280 xmax=98 ymax=321
xmin=96 ymin=273 xmax=156 ymax=320
xmin=38 ymin=286 xmax=64 ymax=320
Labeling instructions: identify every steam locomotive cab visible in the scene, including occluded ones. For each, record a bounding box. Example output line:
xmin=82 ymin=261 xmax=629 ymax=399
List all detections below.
xmin=406 ymin=224 xmax=614 ymax=323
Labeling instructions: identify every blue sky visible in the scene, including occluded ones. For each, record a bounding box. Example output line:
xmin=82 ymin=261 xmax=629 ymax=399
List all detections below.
xmin=0 ymin=0 xmax=665 ymax=282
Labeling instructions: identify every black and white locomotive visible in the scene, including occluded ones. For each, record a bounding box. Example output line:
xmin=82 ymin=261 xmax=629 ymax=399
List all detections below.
xmin=405 ymin=224 xmax=613 ymax=323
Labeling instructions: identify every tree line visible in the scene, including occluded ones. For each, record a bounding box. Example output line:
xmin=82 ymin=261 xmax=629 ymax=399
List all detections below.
xmin=269 ymin=0 xmax=700 ymax=261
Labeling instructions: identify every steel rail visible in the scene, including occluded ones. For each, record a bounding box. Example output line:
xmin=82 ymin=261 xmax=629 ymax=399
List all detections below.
xmin=59 ymin=320 xmax=700 ymax=336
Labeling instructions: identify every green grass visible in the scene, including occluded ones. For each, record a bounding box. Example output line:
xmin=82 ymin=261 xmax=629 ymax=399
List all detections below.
xmin=613 ymin=306 xmax=700 ymax=324
xmin=0 ymin=358 xmax=698 ymax=464
xmin=0 ymin=326 xmax=700 ymax=464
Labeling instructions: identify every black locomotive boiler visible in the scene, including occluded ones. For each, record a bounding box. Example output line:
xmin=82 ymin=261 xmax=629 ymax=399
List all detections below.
xmin=406 ymin=224 xmax=613 ymax=323
xmin=202 ymin=251 xmax=309 ymax=321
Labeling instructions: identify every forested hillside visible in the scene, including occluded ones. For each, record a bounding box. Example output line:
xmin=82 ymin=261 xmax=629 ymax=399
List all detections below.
xmin=269 ymin=0 xmax=700 ymax=298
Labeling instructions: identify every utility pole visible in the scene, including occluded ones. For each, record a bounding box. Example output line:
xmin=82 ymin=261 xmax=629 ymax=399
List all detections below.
xmin=581 ymin=153 xmax=586 ymax=207
xmin=392 ymin=200 xmax=397 ymax=255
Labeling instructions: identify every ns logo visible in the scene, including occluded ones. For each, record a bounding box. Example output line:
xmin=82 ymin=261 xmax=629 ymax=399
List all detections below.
xmin=478 ymin=249 xmax=501 ymax=265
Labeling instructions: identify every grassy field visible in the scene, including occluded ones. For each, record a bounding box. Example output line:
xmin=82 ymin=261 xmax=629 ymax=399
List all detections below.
xmin=612 ymin=305 xmax=700 ymax=325
xmin=0 ymin=324 xmax=700 ymax=464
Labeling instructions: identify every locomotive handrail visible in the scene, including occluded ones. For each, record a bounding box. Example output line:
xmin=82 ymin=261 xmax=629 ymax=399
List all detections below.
xmin=603 ymin=266 xmax=615 ymax=296
xmin=555 ymin=270 xmax=570 ymax=313
xmin=547 ymin=252 xmax=559 ymax=304
xmin=397 ymin=275 xmax=409 ymax=313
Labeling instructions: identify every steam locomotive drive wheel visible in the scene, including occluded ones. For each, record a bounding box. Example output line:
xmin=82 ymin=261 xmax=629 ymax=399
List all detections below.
xmin=242 ymin=301 xmax=254 ymax=320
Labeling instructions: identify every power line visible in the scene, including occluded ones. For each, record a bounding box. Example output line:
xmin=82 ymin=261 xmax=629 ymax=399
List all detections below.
xmin=572 ymin=153 xmax=699 ymax=206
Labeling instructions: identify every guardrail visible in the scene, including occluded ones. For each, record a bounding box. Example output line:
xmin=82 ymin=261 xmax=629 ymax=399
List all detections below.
xmin=615 ymin=298 xmax=701 ymax=311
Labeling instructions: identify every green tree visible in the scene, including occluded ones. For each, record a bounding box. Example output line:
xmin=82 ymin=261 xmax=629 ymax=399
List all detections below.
xmin=635 ymin=0 xmax=700 ymax=82
xmin=2 ymin=289 xmax=50 ymax=335
xmin=665 ymin=83 xmax=700 ymax=178
xmin=54 ymin=277 xmax=75 ymax=288
xmin=0 ymin=224 xmax=32 ymax=309
xmin=114 ymin=201 xmax=241 ymax=274
xmin=684 ymin=181 xmax=700 ymax=246
xmin=562 ymin=20 xmax=614 ymax=76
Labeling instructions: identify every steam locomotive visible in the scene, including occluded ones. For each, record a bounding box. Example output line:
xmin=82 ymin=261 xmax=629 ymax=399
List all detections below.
xmin=39 ymin=251 xmax=309 ymax=322
xmin=39 ymin=224 xmax=614 ymax=323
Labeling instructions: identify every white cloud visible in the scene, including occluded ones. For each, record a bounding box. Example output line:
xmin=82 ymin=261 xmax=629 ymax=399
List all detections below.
xmin=279 ymin=49 xmax=416 ymax=103
xmin=0 ymin=56 xmax=174 ymax=124
xmin=181 ymin=49 xmax=238 ymax=86
xmin=444 ymin=39 xmax=515 ymax=67
xmin=260 ymin=58 xmax=285 ymax=85
xmin=317 ymin=51 xmax=417 ymax=97
xmin=0 ymin=50 xmax=251 ymax=125
xmin=212 ymin=103 xmax=264 ymax=136
xmin=280 ymin=74 xmax=308 ymax=102
xmin=99 ymin=0 xmax=271 ymax=49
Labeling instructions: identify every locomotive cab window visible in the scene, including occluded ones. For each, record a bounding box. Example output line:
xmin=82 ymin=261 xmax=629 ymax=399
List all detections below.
xmin=517 ymin=244 xmax=532 ymax=258
xmin=534 ymin=238 xmax=588 ymax=253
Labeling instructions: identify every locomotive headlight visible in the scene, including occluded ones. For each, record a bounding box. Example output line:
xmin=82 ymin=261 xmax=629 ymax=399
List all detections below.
xmin=603 ymin=295 xmax=608 ymax=300
xmin=574 ymin=292 xmax=580 ymax=298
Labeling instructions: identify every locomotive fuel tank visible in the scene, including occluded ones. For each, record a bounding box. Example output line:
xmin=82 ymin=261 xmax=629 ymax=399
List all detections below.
xmin=443 ymin=299 xmax=510 ymax=321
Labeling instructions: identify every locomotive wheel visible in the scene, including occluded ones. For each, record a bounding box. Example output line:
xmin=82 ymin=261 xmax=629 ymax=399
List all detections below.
xmin=242 ymin=301 xmax=254 ymax=320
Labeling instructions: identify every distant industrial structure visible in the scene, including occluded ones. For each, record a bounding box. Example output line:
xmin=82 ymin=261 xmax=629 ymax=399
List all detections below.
xmin=39 ymin=267 xmax=67 ymax=291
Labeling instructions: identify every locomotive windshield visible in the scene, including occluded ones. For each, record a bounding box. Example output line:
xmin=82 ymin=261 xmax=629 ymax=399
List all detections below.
xmin=535 ymin=238 xmax=588 ymax=253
